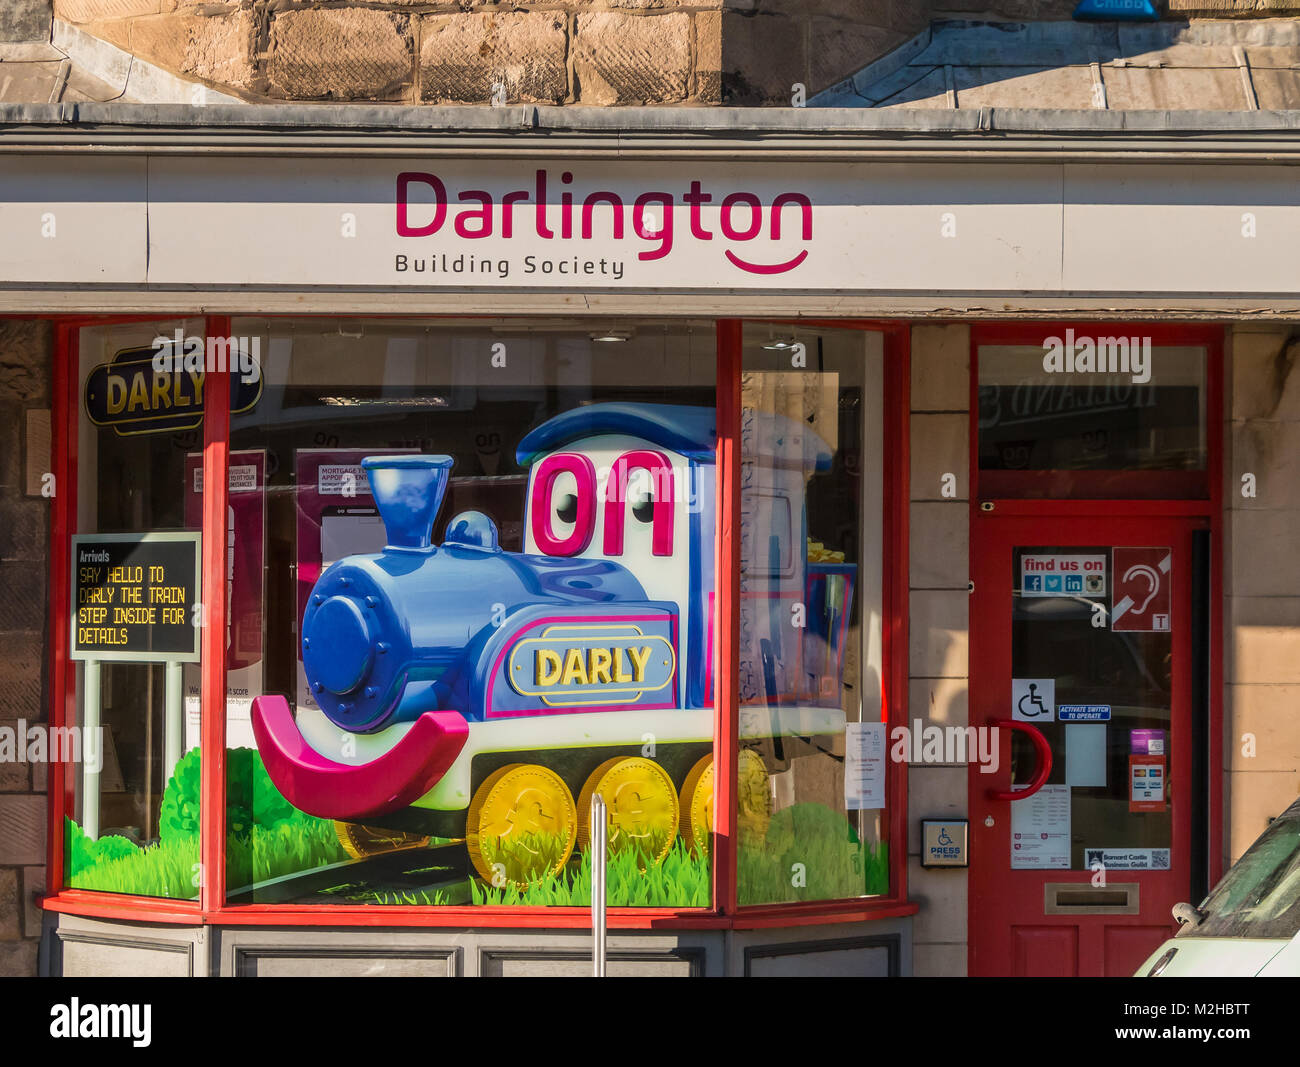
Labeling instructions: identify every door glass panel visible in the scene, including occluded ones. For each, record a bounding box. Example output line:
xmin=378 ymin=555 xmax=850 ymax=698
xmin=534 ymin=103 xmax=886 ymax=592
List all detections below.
xmin=1010 ymin=545 xmax=1172 ymax=872
xmin=978 ymin=343 xmax=1207 ymax=473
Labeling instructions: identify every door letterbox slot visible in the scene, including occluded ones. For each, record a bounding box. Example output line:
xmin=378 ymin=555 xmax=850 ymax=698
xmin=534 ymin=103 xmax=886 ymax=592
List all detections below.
xmin=1043 ymin=882 xmax=1140 ymax=915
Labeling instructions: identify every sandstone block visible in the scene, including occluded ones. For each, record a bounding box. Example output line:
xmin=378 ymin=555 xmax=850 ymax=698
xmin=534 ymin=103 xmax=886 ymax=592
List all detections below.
xmin=0 ymin=795 xmax=46 ymax=866
xmin=809 ymin=17 xmax=905 ymax=97
xmin=574 ymin=12 xmax=690 ymax=105
xmin=128 ymin=10 xmax=256 ymax=92
xmin=55 ymin=0 xmax=159 ymax=26
xmin=269 ymin=9 xmax=412 ymax=100
xmin=420 ymin=12 xmax=567 ymax=104
xmin=22 ymin=867 xmax=44 ymax=939
xmin=694 ymin=9 xmax=722 ymax=102
xmin=718 ymin=10 xmax=804 ymax=105
xmin=0 ymin=939 xmax=38 ymax=978
xmin=0 ymin=869 xmax=19 ymax=940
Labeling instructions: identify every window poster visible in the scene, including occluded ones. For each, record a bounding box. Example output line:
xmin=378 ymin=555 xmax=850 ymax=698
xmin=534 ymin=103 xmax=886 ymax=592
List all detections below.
xmin=184 ymin=451 xmax=266 ymax=749
xmin=1129 ymin=754 xmax=1167 ymax=812
xmin=292 ymin=448 xmax=418 ymax=712
xmin=844 ymin=722 xmax=886 ymax=810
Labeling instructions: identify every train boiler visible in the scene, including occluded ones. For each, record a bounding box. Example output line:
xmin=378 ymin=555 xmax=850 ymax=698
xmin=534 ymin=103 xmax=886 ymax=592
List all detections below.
xmin=251 ymin=403 xmax=849 ymax=887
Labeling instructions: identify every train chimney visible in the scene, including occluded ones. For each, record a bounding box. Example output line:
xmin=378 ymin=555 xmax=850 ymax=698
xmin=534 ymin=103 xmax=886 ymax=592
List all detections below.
xmin=362 ymin=455 xmax=454 ymax=551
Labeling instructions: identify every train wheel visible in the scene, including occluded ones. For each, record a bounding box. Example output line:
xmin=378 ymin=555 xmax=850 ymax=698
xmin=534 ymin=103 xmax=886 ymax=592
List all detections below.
xmin=334 ymin=822 xmax=431 ymax=860
xmin=737 ymin=748 xmax=772 ymax=843
xmin=466 ymin=764 xmax=577 ymax=888
xmin=577 ymin=756 xmax=679 ymax=869
xmin=679 ymin=755 xmax=713 ymax=857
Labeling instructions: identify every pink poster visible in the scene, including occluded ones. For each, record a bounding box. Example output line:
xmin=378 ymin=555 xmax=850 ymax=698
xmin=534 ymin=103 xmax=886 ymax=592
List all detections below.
xmin=184 ymin=450 xmax=266 ymax=749
xmin=293 ymin=448 xmax=417 ymax=711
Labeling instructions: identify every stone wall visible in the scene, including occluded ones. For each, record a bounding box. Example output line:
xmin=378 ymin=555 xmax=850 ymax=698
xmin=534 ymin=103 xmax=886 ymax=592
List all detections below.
xmin=907 ymin=324 xmax=970 ymax=977
xmin=0 ymin=321 xmax=53 ymax=979
xmin=50 ymin=0 xmax=923 ymax=105
xmin=0 ymin=0 xmax=51 ymax=44
xmin=1224 ymin=325 xmax=1300 ymax=865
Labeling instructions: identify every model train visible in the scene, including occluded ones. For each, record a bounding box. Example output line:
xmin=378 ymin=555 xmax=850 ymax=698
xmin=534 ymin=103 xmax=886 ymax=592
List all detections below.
xmin=251 ymin=403 xmax=852 ymax=886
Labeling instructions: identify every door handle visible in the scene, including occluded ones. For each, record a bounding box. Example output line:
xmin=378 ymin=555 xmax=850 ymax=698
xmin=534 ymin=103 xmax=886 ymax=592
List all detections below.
xmin=986 ymin=718 xmax=1053 ymax=801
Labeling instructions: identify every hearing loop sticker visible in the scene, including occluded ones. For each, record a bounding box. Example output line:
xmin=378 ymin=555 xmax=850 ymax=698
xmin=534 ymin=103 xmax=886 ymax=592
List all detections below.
xmin=1112 ymin=548 xmax=1171 ymax=632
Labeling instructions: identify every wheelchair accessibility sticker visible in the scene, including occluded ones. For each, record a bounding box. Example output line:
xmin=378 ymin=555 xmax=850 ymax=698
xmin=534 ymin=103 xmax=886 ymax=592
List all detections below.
xmin=1012 ymin=678 xmax=1055 ymax=721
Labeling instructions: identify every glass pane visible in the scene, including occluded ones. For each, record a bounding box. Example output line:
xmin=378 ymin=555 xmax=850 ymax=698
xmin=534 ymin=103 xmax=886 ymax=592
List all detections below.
xmin=68 ymin=320 xmax=208 ymax=899
xmin=737 ymin=325 xmax=888 ymax=905
xmin=1010 ymin=546 xmax=1172 ymax=873
xmin=979 ymin=342 xmax=1207 ymax=473
xmin=225 ymin=319 xmax=716 ymax=907
xmin=1195 ymin=800 xmax=1300 ymax=939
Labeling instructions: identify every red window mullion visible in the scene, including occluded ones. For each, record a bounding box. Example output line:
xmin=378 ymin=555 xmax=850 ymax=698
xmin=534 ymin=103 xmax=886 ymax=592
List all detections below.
xmin=713 ymin=320 xmax=741 ymax=916
xmin=46 ymin=323 xmax=78 ymax=892
xmin=884 ymin=325 xmax=911 ymax=902
xmin=200 ymin=316 xmax=232 ymax=915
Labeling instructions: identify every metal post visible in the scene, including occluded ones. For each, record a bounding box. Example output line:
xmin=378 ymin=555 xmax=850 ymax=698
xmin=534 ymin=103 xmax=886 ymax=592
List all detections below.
xmin=164 ymin=660 xmax=184 ymax=781
xmin=591 ymin=792 xmax=607 ymax=977
xmin=82 ymin=660 xmax=101 ymax=840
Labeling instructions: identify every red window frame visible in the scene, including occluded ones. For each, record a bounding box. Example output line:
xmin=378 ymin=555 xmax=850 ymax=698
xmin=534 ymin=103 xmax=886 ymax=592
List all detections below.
xmin=39 ymin=314 xmax=917 ymax=931
xmin=971 ymin=322 xmax=1222 ymax=501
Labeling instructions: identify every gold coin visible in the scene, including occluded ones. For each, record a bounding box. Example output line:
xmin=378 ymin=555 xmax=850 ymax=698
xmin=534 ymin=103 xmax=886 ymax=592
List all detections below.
xmin=737 ymin=747 xmax=772 ymax=842
xmin=679 ymin=754 xmax=714 ymax=857
xmin=578 ymin=756 xmax=679 ymax=869
xmin=466 ymin=763 xmax=577 ymax=887
xmin=334 ymin=822 xmax=430 ymax=859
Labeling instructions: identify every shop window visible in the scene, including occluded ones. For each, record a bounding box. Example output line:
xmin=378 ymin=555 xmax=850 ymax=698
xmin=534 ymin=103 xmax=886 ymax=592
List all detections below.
xmin=737 ymin=325 xmax=888 ymax=905
xmin=977 ymin=332 xmax=1210 ymax=498
xmin=223 ymin=319 xmax=717 ymax=907
xmin=69 ymin=320 xmax=212 ymax=899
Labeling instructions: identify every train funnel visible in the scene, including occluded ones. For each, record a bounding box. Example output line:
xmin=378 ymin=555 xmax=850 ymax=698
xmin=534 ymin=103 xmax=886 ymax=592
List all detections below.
xmin=362 ymin=455 xmax=454 ymax=550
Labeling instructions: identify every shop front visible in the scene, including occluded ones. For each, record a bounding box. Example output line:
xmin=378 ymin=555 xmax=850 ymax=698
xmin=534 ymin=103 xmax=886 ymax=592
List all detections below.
xmin=46 ymin=312 xmax=911 ymax=976
xmin=2 ymin=105 xmax=1291 ymax=976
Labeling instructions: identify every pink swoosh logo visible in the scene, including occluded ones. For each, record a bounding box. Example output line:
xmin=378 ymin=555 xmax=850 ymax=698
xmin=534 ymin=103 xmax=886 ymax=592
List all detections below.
xmin=725 ymin=249 xmax=809 ymax=275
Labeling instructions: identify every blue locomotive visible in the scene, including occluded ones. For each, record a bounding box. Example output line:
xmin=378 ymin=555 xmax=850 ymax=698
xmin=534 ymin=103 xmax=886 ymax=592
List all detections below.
xmin=252 ymin=403 xmax=851 ymax=885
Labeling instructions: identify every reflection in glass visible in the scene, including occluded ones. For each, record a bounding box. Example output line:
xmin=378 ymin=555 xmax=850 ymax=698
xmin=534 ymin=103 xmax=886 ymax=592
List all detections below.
xmin=69 ymin=321 xmax=207 ymax=899
xmin=979 ymin=344 xmax=1207 ymax=473
xmin=737 ymin=326 xmax=888 ymax=905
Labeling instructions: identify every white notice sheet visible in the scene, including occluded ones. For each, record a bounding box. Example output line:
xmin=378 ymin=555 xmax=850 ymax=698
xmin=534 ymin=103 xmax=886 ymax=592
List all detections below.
xmin=1010 ymin=783 xmax=1071 ymax=869
xmin=844 ymin=722 xmax=886 ymax=810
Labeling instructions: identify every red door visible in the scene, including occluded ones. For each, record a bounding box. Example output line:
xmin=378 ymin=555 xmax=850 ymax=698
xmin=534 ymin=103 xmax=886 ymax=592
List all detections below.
xmin=969 ymin=513 xmax=1200 ymax=977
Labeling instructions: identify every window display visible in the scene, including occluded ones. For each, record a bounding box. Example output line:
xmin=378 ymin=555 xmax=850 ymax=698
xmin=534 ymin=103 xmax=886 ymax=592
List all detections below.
xmin=227 ymin=320 xmax=718 ymax=906
xmin=62 ymin=315 xmax=900 ymax=916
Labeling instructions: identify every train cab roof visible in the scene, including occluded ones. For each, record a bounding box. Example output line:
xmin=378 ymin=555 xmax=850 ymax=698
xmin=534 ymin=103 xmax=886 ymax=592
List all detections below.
xmin=516 ymin=403 xmax=718 ymax=465
xmin=516 ymin=402 xmax=833 ymax=473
